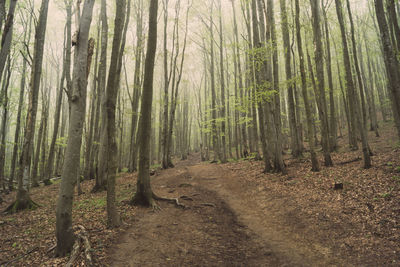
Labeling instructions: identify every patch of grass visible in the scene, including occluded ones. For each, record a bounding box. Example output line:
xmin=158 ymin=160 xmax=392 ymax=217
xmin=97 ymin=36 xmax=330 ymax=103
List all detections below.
xmin=150 ymin=163 xmax=161 ymax=169
xmin=379 ymin=192 xmax=392 ymax=199
xmin=387 ymin=162 xmax=393 ymax=166
xmin=393 ymin=141 xmax=400 ymax=149
xmin=75 ymin=197 xmax=106 ymax=210
xmin=120 ymin=167 xmax=129 ymax=173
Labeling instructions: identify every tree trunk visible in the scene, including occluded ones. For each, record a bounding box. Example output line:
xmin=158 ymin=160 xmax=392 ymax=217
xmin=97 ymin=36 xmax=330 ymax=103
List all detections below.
xmin=131 ymin=0 xmax=158 ymax=207
xmin=5 ymin=0 xmax=49 ymax=214
xmin=218 ymin=0 xmax=227 ymax=163
xmin=335 ymin=0 xmax=371 ymax=168
xmin=322 ymin=1 xmax=337 ymax=151
xmin=55 ymin=0 xmax=95 ymax=256
xmin=45 ymin=45 xmax=66 ymax=185
xmin=310 ymin=0 xmax=333 ymax=167
xmin=104 ymin=0 xmax=128 ymax=228
xmin=374 ymin=0 xmax=400 ymax=139
xmin=280 ymin=0 xmax=302 ymax=157
xmin=0 ymin=56 xmax=11 ymax=192
xmin=295 ymin=0 xmax=319 ymax=171
xmin=94 ymin=0 xmax=109 ymax=192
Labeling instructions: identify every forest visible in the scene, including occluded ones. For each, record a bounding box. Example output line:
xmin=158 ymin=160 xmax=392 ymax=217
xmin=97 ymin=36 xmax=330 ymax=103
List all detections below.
xmin=0 ymin=0 xmax=399 ymax=265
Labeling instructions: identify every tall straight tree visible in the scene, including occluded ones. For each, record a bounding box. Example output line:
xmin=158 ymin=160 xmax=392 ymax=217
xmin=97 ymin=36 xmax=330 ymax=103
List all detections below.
xmin=310 ymin=0 xmax=333 ymax=166
xmin=5 ymin=0 xmax=49 ymax=213
xmin=128 ymin=0 xmax=143 ymax=172
xmin=265 ymin=0 xmax=285 ymax=172
xmin=322 ymin=1 xmax=337 ymax=151
xmin=0 ymin=0 xmax=17 ymax=84
xmin=102 ymin=0 xmax=128 ymax=228
xmin=131 ymin=0 xmax=159 ymax=207
xmin=44 ymin=19 xmax=68 ymax=185
xmin=218 ymin=0 xmax=227 ymax=163
xmin=295 ymin=0 xmax=319 ymax=171
xmin=0 ymin=56 xmax=11 ymax=192
xmin=374 ymin=0 xmax=400 ymax=139
xmin=280 ymin=0 xmax=302 ymax=157
xmin=92 ymin=0 xmax=108 ymax=192
xmin=209 ymin=2 xmax=221 ymax=163
xmin=335 ymin=0 xmax=371 ymax=168
xmin=55 ymin=0 xmax=95 ymax=256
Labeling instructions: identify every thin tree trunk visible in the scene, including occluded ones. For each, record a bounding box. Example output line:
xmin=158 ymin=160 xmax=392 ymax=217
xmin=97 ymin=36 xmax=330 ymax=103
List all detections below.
xmin=310 ymin=0 xmax=333 ymax=167
xmin=295 ymin=0 xmax=319 ymax=171
xmin=280 ymin=0 xmax=301 ymax=157
xmin=335 ymin=0 xmax=371 ymax=168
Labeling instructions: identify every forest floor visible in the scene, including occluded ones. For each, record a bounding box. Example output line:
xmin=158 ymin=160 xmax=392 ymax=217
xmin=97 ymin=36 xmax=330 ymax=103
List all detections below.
xmin=0 ymin=122 xmax=399 ymax=266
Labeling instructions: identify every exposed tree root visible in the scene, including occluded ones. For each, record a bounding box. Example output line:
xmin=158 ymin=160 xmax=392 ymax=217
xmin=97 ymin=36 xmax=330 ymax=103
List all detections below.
xmin=153 ymin=193 xmax=186 ymax=209
xmin=65 ymin=237 xmax=81 ymax=267
xmin=180 ymin=195 xmax=193 ymax=201
xmin=199 ymin=202 xmax=216 ymax=207
xmin=4 ymin=196 xmax=39 ymax=214
xmin=65 ymin=225 xmax=92 ymax=267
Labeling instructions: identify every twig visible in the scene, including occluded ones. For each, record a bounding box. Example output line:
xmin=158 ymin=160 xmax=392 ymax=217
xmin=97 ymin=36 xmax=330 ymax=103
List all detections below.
xmin=3 ymin=246 xmax=38 ymax=267
xmin=46 ymin=244 xmax=56 ymax=254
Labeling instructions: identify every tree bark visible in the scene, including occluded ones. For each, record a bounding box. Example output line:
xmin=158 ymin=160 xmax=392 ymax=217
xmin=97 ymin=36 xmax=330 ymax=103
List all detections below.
xmin=131 ymin=0 xmax=158 ymax=207
xmin=104 ymin=0 xmax=128 ymax=228
xmin=335 ymin=0 xmax=371 ymax=168
xmin=310 ymin=0 xmax=333 ymax=167
xmin=295 ymin=0 xmax=319 ymax=171
xmin=5 ymin=0 xmax=49 ymax=214
xmin=55 ymin=0 xmax=95 ymax=256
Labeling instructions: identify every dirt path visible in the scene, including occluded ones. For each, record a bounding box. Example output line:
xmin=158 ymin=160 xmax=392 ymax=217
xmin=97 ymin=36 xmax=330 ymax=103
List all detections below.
xmin=108 ymin=154 xmax=343 ymax=266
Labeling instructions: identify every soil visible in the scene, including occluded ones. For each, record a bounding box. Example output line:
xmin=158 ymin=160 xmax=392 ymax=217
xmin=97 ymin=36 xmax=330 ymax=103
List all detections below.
xmin=107 ymin=124 xmax=400 ymax=267
xmin=1 ymin=123 xmax=399 ymax=266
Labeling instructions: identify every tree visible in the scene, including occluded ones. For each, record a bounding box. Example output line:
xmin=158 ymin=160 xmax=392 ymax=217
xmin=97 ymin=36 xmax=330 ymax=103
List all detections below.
xmin=310 ymin=0 xmax=333 ymax=167
xmin=280 ymin=0 xmax=302 ymax=157
xmin=5 ymin=0 xmax=50 ymax=214
xmin=374 ymin=0 xmax=400 ymax=139
xmin=103 ymin=0 xmax=128 ymax=228
xmin=295 ymin=0 xmax=320 ymax=171
xmin=335 ymin=0 xmax=371 ymax=168
xmin=93 ymin=0 xmax=108 ymax=192
xmin=55 ymin=0 xmax=95 ymax=256
xmin=130 ymin=0 xmax=159 ymax=207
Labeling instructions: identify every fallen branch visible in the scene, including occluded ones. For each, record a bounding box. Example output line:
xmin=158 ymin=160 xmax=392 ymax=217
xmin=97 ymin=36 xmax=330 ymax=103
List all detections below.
xmin=3 ymin=246 xmax=38 ymax=266
xmin=46 ymin=244 xmax=56 ymax=254
xmin=338 ymin=157 xmax=361 ymax=165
